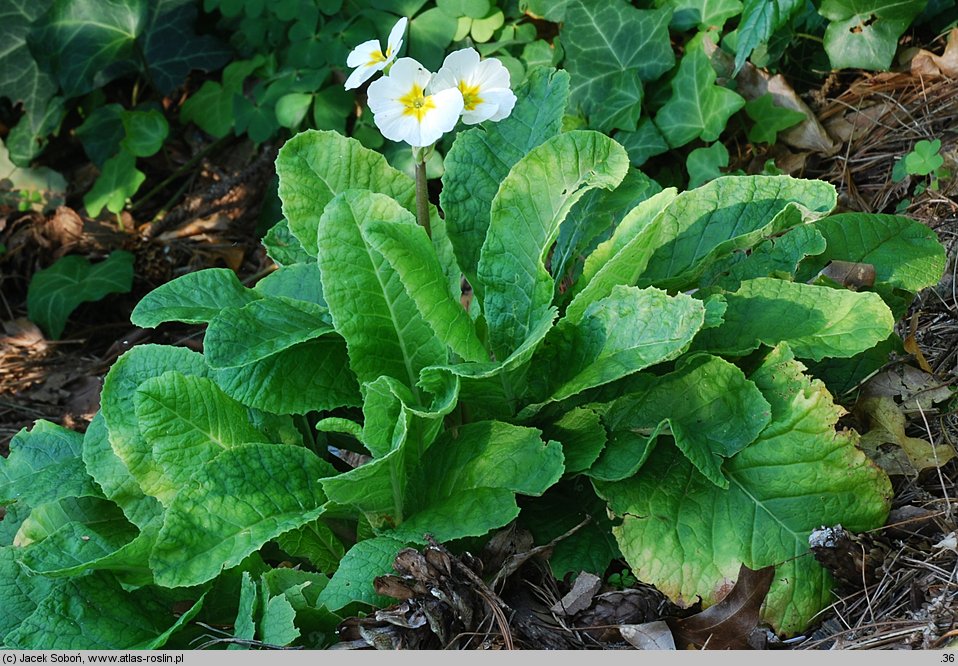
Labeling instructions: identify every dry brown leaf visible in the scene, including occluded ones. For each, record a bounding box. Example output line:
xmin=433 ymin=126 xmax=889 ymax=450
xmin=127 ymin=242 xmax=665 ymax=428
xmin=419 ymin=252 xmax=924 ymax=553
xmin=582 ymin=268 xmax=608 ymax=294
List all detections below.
xmin=550 ymin=572 xmax=602 ymax=616
xmin=910 ymin=28 xmax=958 ymax=78
xmin=667 ymin=564 xmax=774 ymax=650
xmin=620 ymin=621 xmax=676 ymax=650
xmin=817 ymin=260 xmax=876 ymax=291
xmin=858 ymin=395 xmax=955 ymax=476
xmin=860 ymin=364 xmax=952 ymax=412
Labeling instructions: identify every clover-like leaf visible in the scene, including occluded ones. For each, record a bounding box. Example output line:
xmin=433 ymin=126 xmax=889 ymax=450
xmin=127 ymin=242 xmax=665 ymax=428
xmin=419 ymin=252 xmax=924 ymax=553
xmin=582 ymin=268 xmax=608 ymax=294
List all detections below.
xmin=903 ymin=139 xmax=944 ymax=176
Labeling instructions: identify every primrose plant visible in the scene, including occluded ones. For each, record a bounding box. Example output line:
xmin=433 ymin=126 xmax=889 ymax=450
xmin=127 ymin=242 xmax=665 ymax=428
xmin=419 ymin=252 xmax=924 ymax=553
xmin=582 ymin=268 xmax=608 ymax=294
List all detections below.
xmin=0 ymin=58 xmax=947 ymax=648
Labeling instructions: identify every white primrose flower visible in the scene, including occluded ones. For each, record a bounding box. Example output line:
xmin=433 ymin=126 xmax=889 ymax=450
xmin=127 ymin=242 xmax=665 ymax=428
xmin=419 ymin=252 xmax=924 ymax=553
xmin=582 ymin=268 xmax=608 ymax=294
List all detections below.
xmin=366 ymin=58 xmax=464 ymax=147
xmin=430 ymin=48 xmax=517 ymax=125
xmin=344 ymin=16 xmax=408 ymax=90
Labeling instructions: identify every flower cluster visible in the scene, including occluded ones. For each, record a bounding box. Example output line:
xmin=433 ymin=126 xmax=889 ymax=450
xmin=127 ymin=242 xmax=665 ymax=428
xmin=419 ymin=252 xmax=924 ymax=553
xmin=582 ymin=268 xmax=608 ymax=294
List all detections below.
xmin=344 ymin=17 xmax=516 ymax=147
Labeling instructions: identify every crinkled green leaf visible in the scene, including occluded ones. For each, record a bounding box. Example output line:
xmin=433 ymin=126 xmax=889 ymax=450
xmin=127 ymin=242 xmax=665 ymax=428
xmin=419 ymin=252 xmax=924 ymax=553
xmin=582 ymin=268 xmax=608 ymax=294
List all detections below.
xmin=440 ymin=68 xmax=569 ymax=289
xmin=540 ymin=408 xmax=607 ymax=475
xmin=639 ymin=175 xmax=837 ymax=290
xmin=797 ymin=213 xmax=946 ymax=317
xmin=820 ymin=0 xmax=926 ymax=70
xmin=565 ymin=188 xmax=679 ymax=323
xmin=83 ymin=150 xmax=145 ymax=217
xmin=365 ymin=219 xmax=486 ymax=362
xmin=598 ymin=355 xmax=771 ymax=488
xmin=531 ymin=286 xmax=705 ymax=410
xmin=0 ymin=0 xmax=57 ymax=167
xmin=131 ymin=267 xmax=259 ymax=328
xmin=276 ymin=520 xmax=345 ymax=573
xmin=693 ymin=277 xmax=895 ymax=361
xmin=700 ymin=224 xmax=827 ymax=292
xmin=204 ymin=297 xmax=334 ymax=369
xmin=81 ymin=412 xmax=160 ymax=529
xmin=101 ymin=344 xmax=208 ymax=501
xmin=317 ymin=190 xmax=445 ymax=398
xmin=654 ymin=44 xmax=745 ymax=148
xmin=563 ymin=2 xmax=673 ymax=132
xmin=260 ymin=590 xmax=300 ymax=647
xmin=12 ymin=497 xmax=121 ymax=548
xmin=596 ymin=344 xmax=893 ymax=634
xmin=805 ymin=334 xmax=904 ymax=397
xmin=230 ymin=572 xmax=258 ymax=649
xmin=27 ymin=250 xmax=134 ymax=339
xmin=253 ymin=262 xmax=325 ymax=307
xmin=318 ymin=536 xmax=406 ymax=611
xmin=135 ymin=372 xmax=268 ymax=506
xmin=262 ymin=218 xmax=313 ymax=266
xmin=479 ymin=131 xmax=629 ymax=359
xmin=4 ymin=572 xmax=204 ymax=649
xmin=0 ymin=420 xmax=100 ymax=506
xmin=152 ymin=443 xmax=334 ymax=587
xmin=210 ymin=338 xmax=360 ymax=415
xmin=276 ymin=130 xmax=418 ymax=255
xmin=0 ymin=546 xmax=58 ymax=641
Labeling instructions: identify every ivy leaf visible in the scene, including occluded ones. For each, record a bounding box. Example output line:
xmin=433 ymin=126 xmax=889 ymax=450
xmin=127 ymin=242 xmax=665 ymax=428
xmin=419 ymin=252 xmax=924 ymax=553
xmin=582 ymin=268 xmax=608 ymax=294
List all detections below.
xmin=563 ymin=1 xmax=674 ymax=132
xmin=733 ymin=0 xmax=804 ymax=73
xmin=666 ymin=0 xmax=743 ymax=30
xmin=478 ymin=131 xmax=629 ymax=359
xmin=27 ymin=250 xmax=134 ymax=339
xmin=654 ymin=44 xmax=746 ymax=148
xmin=596 ymin=344 xmax=892 ymax=634
xmin=83 ymin=150 xmax=146 ymax=217
xmin=0 ymin=0 xmax=59 ymax=166
xmin=75 ymin=104 xmax=126 ymax=167
xmin=441 ymin=68 xmax=569 ymax=290
xmin=615 ymin=118 xmax=673 ymax=167
xmin=820 ymin=0 xmax=927 ymax=70
xmin=120 ymin=109 xmax=169 ymax=158
xmin=686 ymin=142 xmax=729 ymax=187
xmin=745 ymin=94 xmax=808 ymax=144
xmin=151 ymin=444 xmax=335 ymax=587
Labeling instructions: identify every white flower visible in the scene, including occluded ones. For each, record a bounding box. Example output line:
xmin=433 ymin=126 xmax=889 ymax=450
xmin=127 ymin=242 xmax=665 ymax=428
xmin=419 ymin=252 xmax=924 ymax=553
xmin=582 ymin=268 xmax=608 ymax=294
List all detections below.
xmin=430 ymin=48 xmax=516 ymax=125
xmin=367 ymin=58 xmax=464 ymax=147
xmin=344 ymin=17 xmax=408 ymax=90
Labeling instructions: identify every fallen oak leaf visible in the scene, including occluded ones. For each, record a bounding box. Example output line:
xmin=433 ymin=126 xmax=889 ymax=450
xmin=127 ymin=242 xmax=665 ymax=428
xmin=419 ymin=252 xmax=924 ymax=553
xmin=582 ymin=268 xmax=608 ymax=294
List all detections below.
xmin=620 ymin=621 xmax=676 ymax=650
xmin=666 ymin=564 xmax=774 ymax=650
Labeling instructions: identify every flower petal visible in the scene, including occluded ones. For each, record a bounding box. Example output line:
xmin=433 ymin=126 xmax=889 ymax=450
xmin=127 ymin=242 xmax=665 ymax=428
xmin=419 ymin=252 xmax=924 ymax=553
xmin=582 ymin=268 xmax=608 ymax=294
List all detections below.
xmin=344 ymin=64 xmax=379 ymax=90
xmin=485 ymin=88 xmax=517 ymax=121
xmin=389 ymin=57 xmax=433 ymax=90
xmin=347 ymin=40 xmax=383 ymax=67
xmin=438 ymin=47 xmax=481 ymax=81
xmin=386 ymin=17 xmax=408 ymax=57
xmin=473 ymin=58 xmax=511 ymax=89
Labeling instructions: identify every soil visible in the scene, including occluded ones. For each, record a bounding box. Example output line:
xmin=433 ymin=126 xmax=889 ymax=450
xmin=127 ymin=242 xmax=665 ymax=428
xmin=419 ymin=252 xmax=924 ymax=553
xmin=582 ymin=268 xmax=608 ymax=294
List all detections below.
xmin=2 ymin=47 xmax=957 ymax=650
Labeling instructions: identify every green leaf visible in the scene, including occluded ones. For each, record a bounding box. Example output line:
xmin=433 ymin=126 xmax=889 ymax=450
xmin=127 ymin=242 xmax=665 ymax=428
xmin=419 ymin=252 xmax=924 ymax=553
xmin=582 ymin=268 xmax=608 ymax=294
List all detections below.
xmin=820 ymin=0 xmax=927 ymax=70
xmin=533 ymin=286 xmax=705 ymax=408
xmin=101 ymin=345 xmax=208 ymax=501
xmin=686 ymin=142 xmax=729 ymax=188
xmin=654 ymin=44 xmax=746 ymax=148
xmin=479 ymin=131 xmax=629 ymax=359
xmin=262 ymin=218 xmax=313 ymax=266
xmin=563 ymin=2 xmax=674 ymax=132
xmin=407 ymin=7 xmax=457 ymax=70
xmin=275 ymin=92 xmax=313 ymax=129
xmin=596 ymin=344 xmax=892 ymax=634
xmin=734 ymin=0 xmax=804 ymax=73
xmin=75 ymin=104 xmax=125 ymax=166
xmin=639 ymin=175 xmax=837 ymax=290
xmin=81 ymin=412 xmax=160 ymax=529
xmin=131 ymin=267 xmax=259 ymax=328
xmin=539 ymin=408 xmax=607 ymax=475
xmin=27 ymin=250 xmax=134 ymax=339
xmin=210 ymin=337 xmax=360 ymax=415
xmin=693 ymin=277 xmax=895 ymax=360
xmin=120 ymin=109 xmax=169 ymax=157
xmin=152 ymin=443 xmax=334 ymax=587
xmin=318 ymin=536 xmax=406 ymax=611
xmin=260 ymin=591 xmax=300 ymax=646
xmin=83 ymin=150 xmax=146 ymax=217
xmin=796 ymin=213 xmax=946 ymax=317
xmin=440 ymin=68 xmax=569 ymax=290
xmin=599 ymin=355 xmax=772 ymax=488
xmin=179 ymin=81 xmax=235 ymax=138
xmin=0 ymin=0 xmax=58 ymax=167
xmin=317 ymin=190 xmax=445 ymax=398
xmin=4 ymin=572 xmax=203 ymax=649
xmin=253 ymin=263 xmax=325 ymax=306
xmin=745 ymin=94 xmax=807 ymax=144
xmin=0 ymin=136 xmax=67 ymax=210
xmin=276 ymin=520 xmax=345 ymax=573
xmin=231 ymin=572 xmax=258 ymax=648
xmin=0 ymin=546 xmax=58 ymax=642
xmin=437 ymin=0 xmax=491 ymax=18
xmin=0 ymin=420 xmax=100 ymax=506
xmin=364 ymin=220 xmax=486 ymax=362
xmin=616 ymin=117 xmax=670 ymax=167
xmin=904 ymin=138 xmax=944 ymax=176
xmin=666 ymin=0 xmax=743 ymax=30
xmin=135 ymin=372 xmax=268 ymax=505
xmin=204 ymin=297 xmax=334 ymax=369
xmin=276 ymin=130 xmax=418 ymax=256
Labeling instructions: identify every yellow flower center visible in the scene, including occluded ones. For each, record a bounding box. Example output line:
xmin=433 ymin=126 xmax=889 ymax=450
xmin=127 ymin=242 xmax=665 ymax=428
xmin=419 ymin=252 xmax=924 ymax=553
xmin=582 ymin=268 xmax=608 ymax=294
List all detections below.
xmin=366 ymin=49 xmax=386 ymax=67
xmin=399 ymin=83 xmax=435 ymax=121
xmin=458 ymin=80 xmax=483 ymax=111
